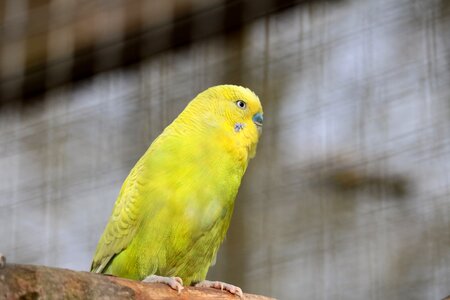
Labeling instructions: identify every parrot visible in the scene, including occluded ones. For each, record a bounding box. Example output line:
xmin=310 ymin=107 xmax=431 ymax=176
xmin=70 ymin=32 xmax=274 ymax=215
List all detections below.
xmin=90 ymin=85 xmax=263 ymax=296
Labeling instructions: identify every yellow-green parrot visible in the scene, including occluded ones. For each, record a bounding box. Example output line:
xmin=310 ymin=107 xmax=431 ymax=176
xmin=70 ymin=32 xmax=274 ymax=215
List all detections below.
xmin=90 ymin=85 xmax=263 ymax=296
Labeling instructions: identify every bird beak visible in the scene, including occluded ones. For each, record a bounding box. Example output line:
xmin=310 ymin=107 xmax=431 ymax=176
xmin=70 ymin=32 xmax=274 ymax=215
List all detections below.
xmin=252 ymin=113 xmax=263 ymax=135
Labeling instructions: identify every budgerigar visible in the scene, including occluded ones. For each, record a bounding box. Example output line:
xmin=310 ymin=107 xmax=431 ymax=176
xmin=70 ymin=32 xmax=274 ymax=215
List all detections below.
xmin=90 ymin=85 xmax=263 ymax=296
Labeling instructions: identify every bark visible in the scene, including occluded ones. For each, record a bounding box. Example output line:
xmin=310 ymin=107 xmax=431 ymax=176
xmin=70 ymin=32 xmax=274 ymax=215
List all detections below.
xmin=0 ymin=262 xmax=275 ymax=300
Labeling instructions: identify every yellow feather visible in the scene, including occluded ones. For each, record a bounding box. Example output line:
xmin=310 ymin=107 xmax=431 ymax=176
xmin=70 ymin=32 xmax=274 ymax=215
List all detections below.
xmin=91 ymin=85 xmax=263 ymax=285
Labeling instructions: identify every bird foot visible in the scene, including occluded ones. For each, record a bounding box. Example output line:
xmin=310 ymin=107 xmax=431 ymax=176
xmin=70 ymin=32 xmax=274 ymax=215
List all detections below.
xmin=0 ymin=254 xmax=5 ymax=268
xmin=143 ymin=275 xmax=184 ymax=294
xmin=195 ymin=280 xmax=243 ymax=298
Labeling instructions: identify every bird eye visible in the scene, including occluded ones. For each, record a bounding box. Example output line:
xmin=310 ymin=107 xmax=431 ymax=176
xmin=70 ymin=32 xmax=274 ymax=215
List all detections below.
xmin=236 ymin=100 xmax=246 ymax=109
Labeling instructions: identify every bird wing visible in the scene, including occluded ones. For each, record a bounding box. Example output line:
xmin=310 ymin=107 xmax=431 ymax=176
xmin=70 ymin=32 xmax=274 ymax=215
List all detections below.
xmin=90 ymin=159 xmax=146 ymax=273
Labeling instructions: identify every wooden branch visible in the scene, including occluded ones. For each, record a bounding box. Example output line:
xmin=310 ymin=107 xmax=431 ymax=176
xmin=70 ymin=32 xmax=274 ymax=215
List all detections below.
xmin=0 ymin=260 xmax=274 ymax=300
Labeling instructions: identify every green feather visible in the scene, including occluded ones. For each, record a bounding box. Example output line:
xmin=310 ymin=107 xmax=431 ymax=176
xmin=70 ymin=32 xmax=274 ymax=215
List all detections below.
xmin=90 ymin=85 xmax=262 ymax=285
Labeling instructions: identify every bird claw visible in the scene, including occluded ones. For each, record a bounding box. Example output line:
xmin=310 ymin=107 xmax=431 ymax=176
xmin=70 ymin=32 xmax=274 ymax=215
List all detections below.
xmin=143 ymin=275 xmax=184 ymax=294
xmin=195 ymin=280 xmax=243 ymax=298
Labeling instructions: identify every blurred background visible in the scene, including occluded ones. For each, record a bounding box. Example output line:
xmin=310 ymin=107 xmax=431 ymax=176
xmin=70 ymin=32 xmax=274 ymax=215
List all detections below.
xmin=1 ymin=0 xmax=450 ymax=299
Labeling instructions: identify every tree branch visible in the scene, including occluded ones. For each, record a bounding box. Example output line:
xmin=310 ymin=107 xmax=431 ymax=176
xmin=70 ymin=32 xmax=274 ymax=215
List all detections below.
xmin=0 ymin=261 xmax=275 ymax=300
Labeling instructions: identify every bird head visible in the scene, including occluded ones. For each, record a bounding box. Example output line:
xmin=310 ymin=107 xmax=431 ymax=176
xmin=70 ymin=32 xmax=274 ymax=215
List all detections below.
xmin=206 ymin=85 xmax=263 ymax=157
xmin=209 ymin=85 xmax=263 ymax=133
xmin=180 ymin=85 xmax=263 ymax=160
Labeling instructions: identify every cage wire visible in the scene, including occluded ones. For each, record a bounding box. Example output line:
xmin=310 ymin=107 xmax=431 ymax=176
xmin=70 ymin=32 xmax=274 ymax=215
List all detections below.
xmin=1 ymin=0 xmax=450 ymax=299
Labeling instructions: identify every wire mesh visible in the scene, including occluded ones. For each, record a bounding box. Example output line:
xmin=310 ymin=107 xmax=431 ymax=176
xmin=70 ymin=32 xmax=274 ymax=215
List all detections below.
xmin=1 ymin=0 xmax=450 ymax=299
